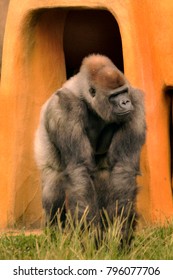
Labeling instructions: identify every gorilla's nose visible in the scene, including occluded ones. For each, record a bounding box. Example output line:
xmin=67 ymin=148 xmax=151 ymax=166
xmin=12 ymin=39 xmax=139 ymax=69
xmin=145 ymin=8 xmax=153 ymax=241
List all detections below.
xmin=119 ymin=98 xmax=131 ymax=110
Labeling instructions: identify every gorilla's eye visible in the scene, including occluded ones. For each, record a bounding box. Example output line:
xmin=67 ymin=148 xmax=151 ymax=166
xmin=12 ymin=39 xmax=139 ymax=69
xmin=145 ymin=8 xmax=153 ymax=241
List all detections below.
xmin=89 ymin=87 xmax=96 ymax=97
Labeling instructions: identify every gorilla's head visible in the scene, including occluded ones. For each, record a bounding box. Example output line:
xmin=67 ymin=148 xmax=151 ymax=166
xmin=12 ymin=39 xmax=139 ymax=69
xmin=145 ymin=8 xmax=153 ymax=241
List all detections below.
xmin=80 ymin=54 xmax=134 ymax=123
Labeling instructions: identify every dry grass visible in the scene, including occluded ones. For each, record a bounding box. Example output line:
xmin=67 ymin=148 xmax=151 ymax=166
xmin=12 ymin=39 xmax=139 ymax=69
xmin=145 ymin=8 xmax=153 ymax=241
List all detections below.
xmin=0 ymin=214 xmax=173 ymax=260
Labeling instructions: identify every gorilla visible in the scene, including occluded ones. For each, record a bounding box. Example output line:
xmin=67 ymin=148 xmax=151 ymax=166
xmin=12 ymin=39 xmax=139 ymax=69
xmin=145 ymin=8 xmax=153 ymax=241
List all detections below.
xmin=34 ymin=54 xmax=146 ymax=244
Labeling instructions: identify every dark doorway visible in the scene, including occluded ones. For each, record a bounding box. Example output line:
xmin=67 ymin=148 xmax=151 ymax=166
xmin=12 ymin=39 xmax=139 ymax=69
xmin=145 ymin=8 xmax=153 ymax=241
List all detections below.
xmin=63 ymin=9 xmax=124 ymax=78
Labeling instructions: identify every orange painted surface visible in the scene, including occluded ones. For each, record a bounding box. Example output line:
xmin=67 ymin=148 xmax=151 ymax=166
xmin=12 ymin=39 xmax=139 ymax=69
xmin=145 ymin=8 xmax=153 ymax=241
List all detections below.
xmin=0 ymin=0 xmax=173 ymax=228
xmin=130 ymin=1 xmax=173 ymax=223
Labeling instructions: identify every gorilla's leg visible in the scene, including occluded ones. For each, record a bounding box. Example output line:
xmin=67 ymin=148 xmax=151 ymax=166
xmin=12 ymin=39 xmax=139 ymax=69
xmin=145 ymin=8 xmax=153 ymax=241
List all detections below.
xmin=64 ymin=164 xmax=99 ymax=226
xmin=41 ymin=167 xmax=66 ymax=226
xmin=105 ymin=164 xmax=138 ymax=244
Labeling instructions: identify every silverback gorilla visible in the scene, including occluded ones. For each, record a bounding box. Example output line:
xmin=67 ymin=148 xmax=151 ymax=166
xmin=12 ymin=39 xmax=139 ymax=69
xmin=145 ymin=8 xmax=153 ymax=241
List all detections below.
xmin=34 ymin=54 xmax=146 ymax=244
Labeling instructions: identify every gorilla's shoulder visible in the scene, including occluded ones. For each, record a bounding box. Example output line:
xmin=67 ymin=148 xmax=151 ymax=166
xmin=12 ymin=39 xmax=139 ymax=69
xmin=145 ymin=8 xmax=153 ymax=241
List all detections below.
xmin=45 ymin=87 xmax=85 ymax=115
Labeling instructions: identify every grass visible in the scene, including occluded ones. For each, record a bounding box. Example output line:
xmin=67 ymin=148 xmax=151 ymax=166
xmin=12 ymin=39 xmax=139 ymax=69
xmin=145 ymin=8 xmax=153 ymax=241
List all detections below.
xmin=0 ymin=216 xmax=173 ymax=260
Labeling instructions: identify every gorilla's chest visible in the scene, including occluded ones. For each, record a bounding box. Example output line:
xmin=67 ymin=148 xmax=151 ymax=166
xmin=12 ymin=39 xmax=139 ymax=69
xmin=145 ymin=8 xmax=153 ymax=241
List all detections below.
xmin=85 ymin=109 xmax=117 ymax=155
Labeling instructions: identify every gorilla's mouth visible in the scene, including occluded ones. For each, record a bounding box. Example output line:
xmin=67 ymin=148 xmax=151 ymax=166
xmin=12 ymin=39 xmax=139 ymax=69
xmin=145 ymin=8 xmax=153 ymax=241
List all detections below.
xmin=116 ymin=110 xmax=132 ymax=116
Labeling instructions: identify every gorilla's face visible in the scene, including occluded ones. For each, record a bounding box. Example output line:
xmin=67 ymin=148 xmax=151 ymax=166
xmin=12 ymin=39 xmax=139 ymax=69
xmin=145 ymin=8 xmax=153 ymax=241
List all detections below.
xmin=88 ymin=83 xmax=134 ymax=123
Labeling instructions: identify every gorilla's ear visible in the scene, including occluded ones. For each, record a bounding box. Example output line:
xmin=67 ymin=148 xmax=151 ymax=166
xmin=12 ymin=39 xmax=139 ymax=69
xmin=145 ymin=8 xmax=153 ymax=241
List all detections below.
xmin=55 ymin=88 xmax=71 ymax=98
xmin=55 ymin=88 xmax=74 ymax=111
xmin=55 ymin=88 xmax=65 ymax=97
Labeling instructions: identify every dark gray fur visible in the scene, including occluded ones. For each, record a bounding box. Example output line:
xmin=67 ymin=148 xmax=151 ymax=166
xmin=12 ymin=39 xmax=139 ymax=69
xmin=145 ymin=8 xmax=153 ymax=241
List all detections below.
xmin=34 ymin=54 xmax=146 ymax=244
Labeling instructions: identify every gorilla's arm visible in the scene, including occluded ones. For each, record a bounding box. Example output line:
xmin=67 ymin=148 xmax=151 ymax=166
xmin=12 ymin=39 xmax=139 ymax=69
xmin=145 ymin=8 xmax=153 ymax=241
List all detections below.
xmin=106 ymin=88 xmax=146 ymax=242
xmin=45 ymin=89 xmax=93 ymax=167
xmin=42 ymin=89 xmax=99 ymax=223
xmin=108 ymin=88 xmax=146 ymax=168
